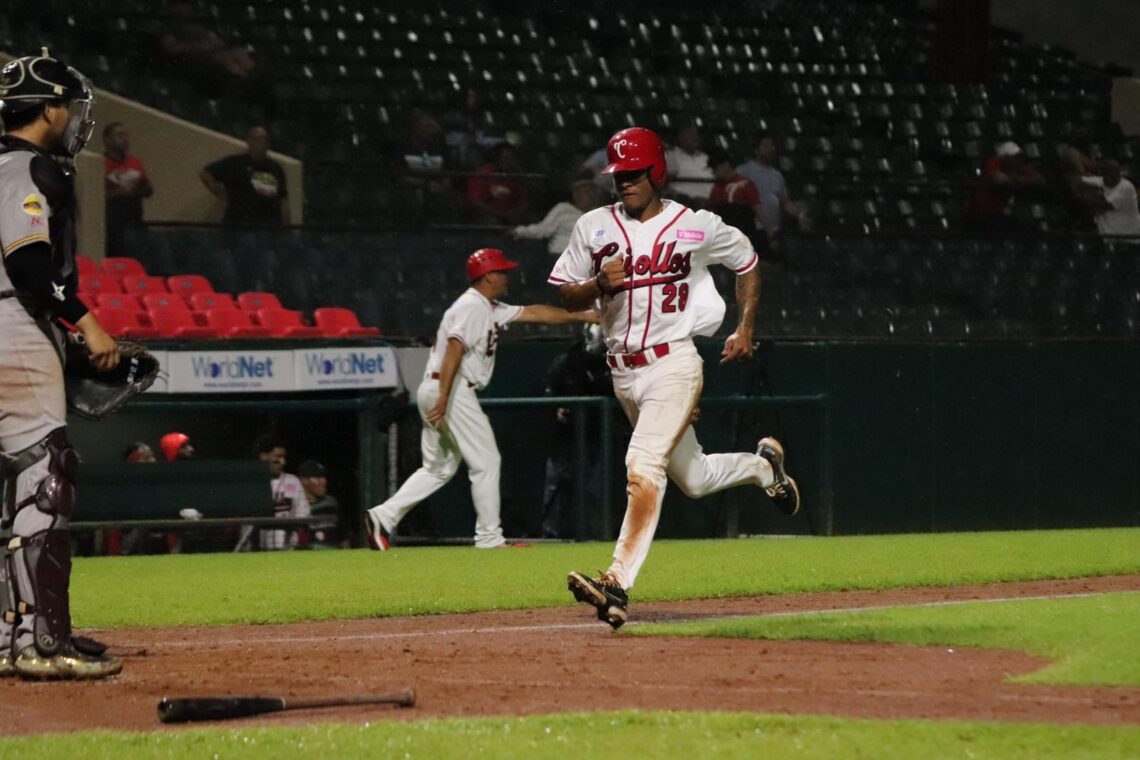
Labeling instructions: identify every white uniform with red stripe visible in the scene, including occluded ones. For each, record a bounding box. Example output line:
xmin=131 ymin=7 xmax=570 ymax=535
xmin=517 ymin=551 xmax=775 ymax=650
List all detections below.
xmin=369 ymin=289 xmax=523 ymax=548
xmin=549 ymin=200 xmax=774 ymax=589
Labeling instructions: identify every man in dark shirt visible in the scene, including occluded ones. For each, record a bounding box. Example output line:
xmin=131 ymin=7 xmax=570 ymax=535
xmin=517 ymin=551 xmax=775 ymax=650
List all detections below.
xmin=199 ymin=126 xmax=289 ymax=225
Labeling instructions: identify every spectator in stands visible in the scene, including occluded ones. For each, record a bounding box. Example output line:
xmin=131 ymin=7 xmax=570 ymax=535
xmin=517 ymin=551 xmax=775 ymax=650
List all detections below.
xmin=509 ymin=173 xmax=598 ymax=255
xmin=707 ymin=148 xmax=762 ymax=229
xmin=664 ymin=124 xmax=713 ymax=208
xmin=247 ymin=434 xmax=309 ymax=551
xmin=1081 ymin=160 xmax=1140 ymax=240
xmin=963 ymin=142 xmax=1045 ymax=234
xmin=200 ymin=126 xmax=289 ymax=225
xmin=442 ymin=87 xmax=504 ymax=170
xmin=159 ymin=432 xmax=195 ymax=462
xmin=159 ymin=3 xmax=258 ymax=85
xmin=122 ymin=441 xmax=156 ymax=463
xmin=392 ymin=109 xmax=454 ymax=221
xmin=103 ymin=122 xmax=153 ymax=258
xmin=736 ymin=133 xmax=806 ymax=255
xmin=467 ymin=142 xmax=529 ymax=225
xmin=298 ymin=459 xmax=343 ymax=548
xmin=1060 ymin=133 xmax=1101 ymax=231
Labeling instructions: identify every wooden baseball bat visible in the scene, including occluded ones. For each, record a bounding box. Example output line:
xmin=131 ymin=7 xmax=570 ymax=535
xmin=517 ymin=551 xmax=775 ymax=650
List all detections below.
xmin=157 ymin=689 xmax=416 ymax=723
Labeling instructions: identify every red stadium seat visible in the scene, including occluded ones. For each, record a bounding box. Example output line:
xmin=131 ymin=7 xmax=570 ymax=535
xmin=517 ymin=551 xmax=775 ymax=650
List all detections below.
xmin=190 ymin=292 xmax=237 ymax=311
xmin=101 ymin=257 xmax=147 ymax=278
xmin=205 ymin=308 xmax=271 ymax=338
xmin=95 ymin=293 xmax=145 ymax=313
xmin=313 ymin=307 xmax=381 ymax=337
xmin=142 ymin=292 xmax=188 ymax=312
xmin=91 ymin=307 xmax=160 ymax=340
xmin=149 ymin=307 xmax=217 ymax=339
xmin=167 ymin=274 xmax=215 ymax=296
xmin=258 ymin=308 xmax=323 ymax=337
xmin=76 ymin=255 xmax=101 ymax=278
xmin=121 ymin=275 xmax=168 ymax=295
xmin=236 ymin=291 xmax=283 ymax=311
xmin=78 ymin=275 xmax=122 ymax=295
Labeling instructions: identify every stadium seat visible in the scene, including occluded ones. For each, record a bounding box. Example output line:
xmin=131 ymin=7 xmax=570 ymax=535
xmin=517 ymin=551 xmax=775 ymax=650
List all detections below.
xmin=190 ymin=292 xmax=237 ymax=311
xmin=313 ymin=307 xmax=382 ymax=337
xmin=91 ymin=307 xmax=160 ymax=340
xmin=167 ymin=274 xmax=216 ymax=296
xmin=142 ymin=292 xmax=189 ymax=312
xmin=204 ymin=308 xmax=271 ymax=338
xmin=149 ymin=307 xmax=217 ymax=339
xmin=121 ymin=275 xmax=168 ymax=295
xmin=78 ymin=275 xmax=122 ymax=295
xmin=95 ymin=293 xmax=146 ymax=313
xmin=76 ymin=255 xmax=101 ymax=278
xmin=237 ymin=291 xmax=284 ymax=311
xmin=257 ymin=308 xmax=323 ymax=337
xmin=101 ymin=257 xmax=147 ymax=278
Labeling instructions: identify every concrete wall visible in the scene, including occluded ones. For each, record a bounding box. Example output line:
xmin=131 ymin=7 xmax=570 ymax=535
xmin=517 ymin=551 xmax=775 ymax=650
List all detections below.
xmin=1 ymin=51 xmax=303 ymax=261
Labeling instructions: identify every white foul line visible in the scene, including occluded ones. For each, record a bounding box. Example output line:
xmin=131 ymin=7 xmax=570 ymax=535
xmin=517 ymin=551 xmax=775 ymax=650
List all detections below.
xmin=112 ymin=589 xmax=1138 ymax=651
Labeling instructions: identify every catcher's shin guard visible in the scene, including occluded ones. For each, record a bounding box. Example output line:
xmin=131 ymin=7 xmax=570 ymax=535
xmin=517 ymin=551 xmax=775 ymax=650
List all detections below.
xmin=2 ymin=428 xmax=78 ymax=656
xmin=0 ymin=528 xmax=16 ymax=662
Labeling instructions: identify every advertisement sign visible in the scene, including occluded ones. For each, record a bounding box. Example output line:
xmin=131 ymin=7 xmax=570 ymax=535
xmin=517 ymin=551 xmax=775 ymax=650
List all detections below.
xmin=165 ymin=350 xmax=295 ymax=393
xmin=294 ymin=346 xmax=398 ymax=390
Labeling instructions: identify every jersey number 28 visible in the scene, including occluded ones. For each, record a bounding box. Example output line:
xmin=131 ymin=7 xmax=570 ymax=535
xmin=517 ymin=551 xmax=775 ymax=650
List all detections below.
xmin=661 ymin=282 xmax=690 ymax=313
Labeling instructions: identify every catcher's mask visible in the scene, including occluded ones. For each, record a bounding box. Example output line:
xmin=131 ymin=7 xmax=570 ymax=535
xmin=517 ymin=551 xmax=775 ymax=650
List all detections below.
xmin=0 ymin=48 xmax=95 ymax=157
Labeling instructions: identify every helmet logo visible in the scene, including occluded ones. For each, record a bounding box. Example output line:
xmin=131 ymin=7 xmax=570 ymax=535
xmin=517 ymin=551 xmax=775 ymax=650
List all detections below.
xmin=613 ymin=139 xmax=629 ymax=159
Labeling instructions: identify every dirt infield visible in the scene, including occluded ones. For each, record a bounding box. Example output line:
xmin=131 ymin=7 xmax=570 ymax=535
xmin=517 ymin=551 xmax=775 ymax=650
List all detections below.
xmin=3 ymin=575 xmax=1139 ymax=736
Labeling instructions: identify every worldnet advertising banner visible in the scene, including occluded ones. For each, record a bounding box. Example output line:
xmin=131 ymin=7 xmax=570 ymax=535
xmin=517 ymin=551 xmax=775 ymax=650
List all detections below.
xmin=157 ymin=347 xmax=398 ymax=394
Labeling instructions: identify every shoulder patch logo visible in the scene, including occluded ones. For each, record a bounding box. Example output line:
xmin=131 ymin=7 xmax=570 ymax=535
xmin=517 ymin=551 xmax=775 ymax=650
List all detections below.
xmin=676 ymin=229 xmax=705 ymax=242
xmin=21 ymin=193 xmax=44 ymax=216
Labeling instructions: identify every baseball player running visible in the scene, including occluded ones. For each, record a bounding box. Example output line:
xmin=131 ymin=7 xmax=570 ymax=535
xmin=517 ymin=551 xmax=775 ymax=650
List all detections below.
xmin=0 ymin=51 xmax=124 ymax=678
xmin=550 ymin=127 xmax=800 ymax=629
xmin=365 ymin=248 xmax=597 ymax=550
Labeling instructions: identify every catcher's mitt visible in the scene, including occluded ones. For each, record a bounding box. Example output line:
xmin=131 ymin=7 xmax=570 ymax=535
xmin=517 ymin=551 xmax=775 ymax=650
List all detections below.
xmin=65 ymin=340 xmax=161 ymax=420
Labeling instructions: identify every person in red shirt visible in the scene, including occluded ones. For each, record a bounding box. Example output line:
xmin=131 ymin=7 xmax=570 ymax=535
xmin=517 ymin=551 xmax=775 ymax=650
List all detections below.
xmin=467 ymin=142 xmax=528 ymax=224
xmin=706 ymin=148 xmax=763 ymax=236
xmin=103 ymin=121 xmax=153 ymax=257
xmin=963 ymin=142 xmax=1045 ymax=233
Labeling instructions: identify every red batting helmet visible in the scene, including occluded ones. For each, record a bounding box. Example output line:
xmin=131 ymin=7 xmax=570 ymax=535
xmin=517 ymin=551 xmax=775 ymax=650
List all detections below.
xmin=602 ymin=127 xmax=668 ymax=187
xmin=159 ymin=432 xmax=190 ymax=462
xmin=465 ymin=248 xmax=519 ymax=281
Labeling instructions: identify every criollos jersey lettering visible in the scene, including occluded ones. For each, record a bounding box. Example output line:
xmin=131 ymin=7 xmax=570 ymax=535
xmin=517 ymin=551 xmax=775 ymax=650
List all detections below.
xmin=549 ymin=200 xmax=758 ymax=354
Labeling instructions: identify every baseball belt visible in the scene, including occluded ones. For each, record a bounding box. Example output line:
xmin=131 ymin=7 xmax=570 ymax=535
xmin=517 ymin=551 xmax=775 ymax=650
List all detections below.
xmin=607 ymin=343 xmax=671 ymax=371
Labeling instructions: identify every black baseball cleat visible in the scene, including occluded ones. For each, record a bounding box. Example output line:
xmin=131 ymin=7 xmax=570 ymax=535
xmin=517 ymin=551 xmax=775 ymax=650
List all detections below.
xmin=568 ymin=571 xmax=628 ymax=629
xmin=364 ymin=509 xmax=390 ymax=551
xmin=757 ymin=437 xmax=801 ymax=516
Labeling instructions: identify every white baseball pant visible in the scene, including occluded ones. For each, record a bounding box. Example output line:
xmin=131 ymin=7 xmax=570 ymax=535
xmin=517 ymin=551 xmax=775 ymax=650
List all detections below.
xmin=370 ymin=378 xmax=505 ymax=548
xmin=607 ymin=339 xmax=774 ymax=589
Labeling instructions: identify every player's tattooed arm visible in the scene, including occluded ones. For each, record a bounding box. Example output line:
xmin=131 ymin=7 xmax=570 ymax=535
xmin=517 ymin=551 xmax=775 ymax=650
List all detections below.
xmin=721 ymin=266 xmax=759 ymax=364
xmin=426 ymin=337 xmax=465 ymax=427
xmin=515 ymin=304 xmax=599 ymax=325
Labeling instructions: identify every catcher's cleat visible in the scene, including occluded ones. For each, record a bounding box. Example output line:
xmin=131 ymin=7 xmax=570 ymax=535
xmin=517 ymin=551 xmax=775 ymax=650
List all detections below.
xmin=14 ymin=644 xmax=122 ymax=681
xmin=364 ymin=509 xmax=390 ymax=551
xmin=757 ymin=437 xmax=800 ymax=516
xmin=568 ymin=571 xmax=628 ymax=629
xmin=0 ymin=653 xmax=14 ymax=677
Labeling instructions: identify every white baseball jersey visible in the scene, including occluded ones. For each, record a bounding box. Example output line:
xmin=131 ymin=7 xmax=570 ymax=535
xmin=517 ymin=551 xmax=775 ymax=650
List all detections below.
xmin=426 ymin=288 xmax=523 ymax=390
xmin=548 ymin=200 xmax=757 ymax=354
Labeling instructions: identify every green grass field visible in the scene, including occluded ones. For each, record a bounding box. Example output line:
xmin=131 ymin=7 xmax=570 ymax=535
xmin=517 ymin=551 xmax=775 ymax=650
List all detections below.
xmin=7 ymin=711 xmax=1140 ymax=759
xmin=72 ymin=528 xmax=1140 ymax=627
xmin=635 ymin=592 xmax=1140 ymax=686
xmin=2 ymin=528 xmax=1135 ymax=758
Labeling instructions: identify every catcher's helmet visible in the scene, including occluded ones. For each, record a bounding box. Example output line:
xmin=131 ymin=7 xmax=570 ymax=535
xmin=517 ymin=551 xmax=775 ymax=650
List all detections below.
xmin=0 ymin=49 xmax=95 ymax=156
xmin=602 ymin=127 xmax=668 ymax=187
xmin=466 ymin=248 xmax=518 ymax=281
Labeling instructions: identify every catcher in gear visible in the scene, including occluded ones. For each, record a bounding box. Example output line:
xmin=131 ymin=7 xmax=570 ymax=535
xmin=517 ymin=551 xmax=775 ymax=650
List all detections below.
xmin=0 ymin=50 xmax=128 ymax=680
